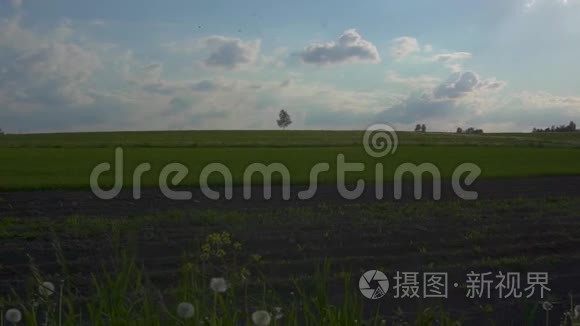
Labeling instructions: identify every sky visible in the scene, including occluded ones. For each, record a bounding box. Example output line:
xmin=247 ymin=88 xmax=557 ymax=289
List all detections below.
xmin=0 ymin=0 xmax=579 ymax=133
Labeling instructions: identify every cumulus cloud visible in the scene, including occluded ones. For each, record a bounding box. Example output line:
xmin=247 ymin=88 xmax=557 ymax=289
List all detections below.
xmin=389 ymin=36 xmax=421 ymax=57
xmin=130 ymin=63 xmax=236 ymax=95
xmin=300 ymin=29 xmax=380 ymax=65
xmin=433 ymin=72 xmax=480 ymax=99
xmin=201 ymin=36 xmax=261 ymax=70
xmin=432 ymin=52 xmax=472 ymax=62
xmin=387 ymin=36 xmax=472 ymax=71
xmin=433 ymin=71 xmax=505 ymax=99
xmin=0 ymin=42 xmax=101 ymax=106
xmin=374 ymin=71 xmax=506 ymax=127
xmin=429 ymin=52 xmax=472 ymax=72
xmin=0 ymin=15 xmax=105 ymax=111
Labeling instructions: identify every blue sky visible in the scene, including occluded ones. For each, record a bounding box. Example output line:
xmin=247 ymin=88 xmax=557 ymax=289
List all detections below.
xmin=0 ymin=0 xmax=579 ymax=132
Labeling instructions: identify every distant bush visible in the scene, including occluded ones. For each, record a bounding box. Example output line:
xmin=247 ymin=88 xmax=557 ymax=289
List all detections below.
xmin=414 ymin=124 xmax=427 ymax=132
xmin=456 ymin=127 xmax=484 ymax=134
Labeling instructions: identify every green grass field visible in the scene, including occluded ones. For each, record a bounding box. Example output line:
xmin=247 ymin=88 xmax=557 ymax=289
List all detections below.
xmin=1 ymin=131 xmax=580 ymax=190
xmin=2 ymin=130 xmax=580 ymax=148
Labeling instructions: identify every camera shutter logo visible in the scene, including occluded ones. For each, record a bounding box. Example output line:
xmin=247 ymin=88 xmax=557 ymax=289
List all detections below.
xmin=359 ymin=270 xmax=389 ymax=299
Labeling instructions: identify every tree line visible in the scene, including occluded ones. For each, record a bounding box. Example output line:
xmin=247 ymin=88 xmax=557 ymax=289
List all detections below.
xmin=456 ymin=127 xmax=484 ymax=134
xmin=532 ymin=121 xmax=577 ymax=133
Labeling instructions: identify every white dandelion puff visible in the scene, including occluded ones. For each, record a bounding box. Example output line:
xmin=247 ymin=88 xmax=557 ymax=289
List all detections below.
xmin=5 ymin=308 xmax=22 ymax=323
xmin=39 ymin=281 xmax=55 ymax=297
xmin=176 ymin=302 xmax=195 ymax=319
xmin=574 ymin=305 xmax=580 ymax=319
xmin=210 ymin=277 xmax=228 ymax=293
xmin=542 ymin=301 xmax=553 ymax=311
xmin=273 ymin=306 xmax=283 ymax=320
xmin=251 ymin=310 xmax=272 ymax=326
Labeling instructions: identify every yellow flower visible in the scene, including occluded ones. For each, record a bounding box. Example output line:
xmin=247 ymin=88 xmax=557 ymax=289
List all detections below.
xmin=183 ymin=262 xmax=193 ymax=272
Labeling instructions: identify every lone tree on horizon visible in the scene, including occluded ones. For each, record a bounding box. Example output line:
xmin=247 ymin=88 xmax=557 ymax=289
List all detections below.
xmin=277 ymin=109 xmax=292 ymax=130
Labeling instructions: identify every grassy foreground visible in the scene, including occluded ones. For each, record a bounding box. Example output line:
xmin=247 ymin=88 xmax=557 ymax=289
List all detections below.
xmin=1 ymin=130 xmax=580 ymax=190
xmin=3 ymin=198 xmax=580 ymax=324
xmin=0 ymin=250 xmax=465 ymax=326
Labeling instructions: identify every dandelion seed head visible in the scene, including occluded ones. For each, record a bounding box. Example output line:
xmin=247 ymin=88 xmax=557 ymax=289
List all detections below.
xmin=210 ymin=277 xmax=228 ymax=293
xmin=542 ymin=301 xmax=553 ymax=311
xmin=251 ymin=310 xmax=272 ymax=326
xmin=5 ymin=308 xmax=22 ymax=323
xmin=273 ymin=306 xmax=283 ymax=320
xmin=176 ymin=302 xmax=195 ymax=319
xmin=39 ymin=281 xmax=55 ymax=296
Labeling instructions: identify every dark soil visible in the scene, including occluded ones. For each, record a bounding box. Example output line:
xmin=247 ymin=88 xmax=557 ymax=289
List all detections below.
xmin=1 ymin=176 xmax=580 ymax=218
xmin=2 ymin=176 xmax=580 ymax=324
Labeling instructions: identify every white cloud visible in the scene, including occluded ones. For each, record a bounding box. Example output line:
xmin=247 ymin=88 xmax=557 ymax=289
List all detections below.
xmin=126 ymin=62 xmax=239 ymax=95
xmin=387 ymin=36 xmax=472 ymax=71
xmin=429 ymin=52 xmax=473 ymax=72
xmin=375 ymin=70 xmax=507 ymax=130
xmin=510 ymin=91 xmax=580 ymax=108
xmin=468 ymin=91 xmax=580 ymax=132
xmin=140 ymin=78 xmax=236 ymax=95
xmin=433 ymin=71 xmax=505 ymax=99
xmin=385 ymin=71 xmax=440 ymax=89
xmin=300 ymin=29 xmax=381 ymax=65
xmin=432 ymin=52 xmax=472 ymax=62
xmin=201 ymin=36 xmax=261 ymax=70
xmin=389 ymin=36 xmax=421 ymax=57
xmin=0 ymin=40 xmax=101 ymax=107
